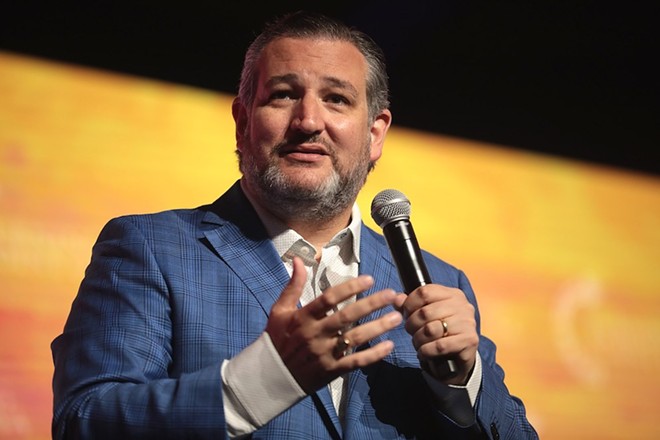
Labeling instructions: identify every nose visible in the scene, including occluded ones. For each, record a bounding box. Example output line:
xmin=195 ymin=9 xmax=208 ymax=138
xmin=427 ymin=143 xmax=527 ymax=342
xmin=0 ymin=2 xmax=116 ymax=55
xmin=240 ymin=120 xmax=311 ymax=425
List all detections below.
xmin=291 ymin=94 xmax=324 ymax=134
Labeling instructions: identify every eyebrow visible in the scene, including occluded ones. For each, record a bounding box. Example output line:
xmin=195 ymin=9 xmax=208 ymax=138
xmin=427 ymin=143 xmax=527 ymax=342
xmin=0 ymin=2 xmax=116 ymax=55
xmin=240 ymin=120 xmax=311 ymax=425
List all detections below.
xmin=265 ymin=74 xmax=359 ymax=98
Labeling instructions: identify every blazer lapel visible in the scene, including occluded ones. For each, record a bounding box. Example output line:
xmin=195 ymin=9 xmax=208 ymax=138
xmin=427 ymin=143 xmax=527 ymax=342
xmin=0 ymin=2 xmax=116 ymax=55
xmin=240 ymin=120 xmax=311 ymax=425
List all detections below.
xmin=199 ymin=181 xmax=290 ymax=315
xmin=344 ymin=225 xmax=403 ymax=434
xmin=199 ymin=182 xmax=344 ymax=436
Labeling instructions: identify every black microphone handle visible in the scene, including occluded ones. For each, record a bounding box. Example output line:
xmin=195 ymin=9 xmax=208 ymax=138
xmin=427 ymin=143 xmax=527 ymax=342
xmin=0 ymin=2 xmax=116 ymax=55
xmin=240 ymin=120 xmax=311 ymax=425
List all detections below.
xmin=382 ymin=219 xmax=458 ymax=379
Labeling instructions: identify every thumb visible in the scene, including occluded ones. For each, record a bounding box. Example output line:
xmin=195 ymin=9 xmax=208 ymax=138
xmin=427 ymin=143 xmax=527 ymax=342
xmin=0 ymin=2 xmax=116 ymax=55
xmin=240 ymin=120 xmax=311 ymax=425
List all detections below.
xmin=273 ymin=256 xmax=307 ymax=311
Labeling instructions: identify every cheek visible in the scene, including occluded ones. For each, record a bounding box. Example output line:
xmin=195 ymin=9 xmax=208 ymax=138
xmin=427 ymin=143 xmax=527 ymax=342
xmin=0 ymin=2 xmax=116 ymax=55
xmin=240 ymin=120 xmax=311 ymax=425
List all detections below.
xmin=335 ymin=121 xmax=372 ymax=153
xmin=241 ymin=116 xmax=285 ymax=162
xmin=251 ymin=110 xmax=290 ymax=141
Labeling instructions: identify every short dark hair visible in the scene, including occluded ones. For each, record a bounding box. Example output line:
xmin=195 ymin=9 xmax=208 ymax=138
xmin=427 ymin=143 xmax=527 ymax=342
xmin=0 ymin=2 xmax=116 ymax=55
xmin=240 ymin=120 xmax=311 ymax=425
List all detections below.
xmin=237 ymin=11 xmax=390 ymax=122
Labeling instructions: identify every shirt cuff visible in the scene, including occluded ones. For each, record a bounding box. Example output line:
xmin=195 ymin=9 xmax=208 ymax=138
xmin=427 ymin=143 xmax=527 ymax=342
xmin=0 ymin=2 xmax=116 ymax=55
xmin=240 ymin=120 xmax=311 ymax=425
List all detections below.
xmin=422 ymin=351 xmax=482 ymax=407
xmin=221 ymin=332 xmax=306 ymax=438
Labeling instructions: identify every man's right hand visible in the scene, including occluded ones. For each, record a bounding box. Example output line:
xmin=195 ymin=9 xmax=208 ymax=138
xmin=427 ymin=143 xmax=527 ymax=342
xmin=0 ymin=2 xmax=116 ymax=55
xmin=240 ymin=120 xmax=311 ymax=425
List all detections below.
xmin=265 ymin=257 xmax=404 ymax=393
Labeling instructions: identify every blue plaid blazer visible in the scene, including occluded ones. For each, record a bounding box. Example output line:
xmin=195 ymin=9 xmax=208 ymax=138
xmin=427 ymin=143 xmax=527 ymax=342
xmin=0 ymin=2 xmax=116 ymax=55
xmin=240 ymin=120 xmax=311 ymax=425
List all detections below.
xmin=52 ymin=181 xmax=536 ymax=439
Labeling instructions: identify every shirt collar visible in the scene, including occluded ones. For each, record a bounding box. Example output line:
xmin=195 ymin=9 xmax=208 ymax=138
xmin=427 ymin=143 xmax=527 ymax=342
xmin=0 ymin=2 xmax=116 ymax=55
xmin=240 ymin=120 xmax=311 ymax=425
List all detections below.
xmin=242 ymin=186 xmax=362 ymax=263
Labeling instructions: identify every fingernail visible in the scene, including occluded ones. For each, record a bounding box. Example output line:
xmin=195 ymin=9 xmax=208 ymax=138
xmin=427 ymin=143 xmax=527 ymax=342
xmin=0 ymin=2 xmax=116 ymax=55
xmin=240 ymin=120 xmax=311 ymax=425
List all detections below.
xmin=382 ymin=289 xmax=398 ymax=300
xmin=359 ymin=275 xmax=374 ymax=286
xmin=389 ymin=311 xmax=403 ymax=325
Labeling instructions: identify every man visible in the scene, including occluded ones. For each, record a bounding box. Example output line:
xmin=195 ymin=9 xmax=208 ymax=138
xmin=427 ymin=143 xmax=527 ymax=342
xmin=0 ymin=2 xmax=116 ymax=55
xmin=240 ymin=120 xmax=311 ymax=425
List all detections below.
xmin=52 ymin=11 xmax=537 ymax=439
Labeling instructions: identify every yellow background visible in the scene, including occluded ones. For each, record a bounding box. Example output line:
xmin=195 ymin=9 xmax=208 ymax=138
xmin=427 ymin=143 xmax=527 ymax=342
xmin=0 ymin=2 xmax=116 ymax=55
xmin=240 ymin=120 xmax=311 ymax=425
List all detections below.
xmin=1 ymin=51 xmax=659 ymax=439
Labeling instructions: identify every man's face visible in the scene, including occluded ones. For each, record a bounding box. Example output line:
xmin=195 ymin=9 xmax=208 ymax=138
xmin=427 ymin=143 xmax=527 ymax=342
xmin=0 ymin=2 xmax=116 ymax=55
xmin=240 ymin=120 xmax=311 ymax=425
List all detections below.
xmin=233 ymin=37 xmax=391 ymax=222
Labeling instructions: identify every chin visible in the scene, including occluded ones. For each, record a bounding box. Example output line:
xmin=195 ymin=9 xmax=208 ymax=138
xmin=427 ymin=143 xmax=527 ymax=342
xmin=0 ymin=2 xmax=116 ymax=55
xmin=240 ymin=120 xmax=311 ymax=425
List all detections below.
xmin=282 ymin=169 xmax=333 ymax=189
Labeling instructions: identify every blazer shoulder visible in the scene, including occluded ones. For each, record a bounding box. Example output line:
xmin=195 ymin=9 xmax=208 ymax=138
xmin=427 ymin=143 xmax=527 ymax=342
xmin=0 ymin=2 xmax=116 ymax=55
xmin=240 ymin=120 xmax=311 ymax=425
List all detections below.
xmin=103 ymin=207 xmax=208 ymax=235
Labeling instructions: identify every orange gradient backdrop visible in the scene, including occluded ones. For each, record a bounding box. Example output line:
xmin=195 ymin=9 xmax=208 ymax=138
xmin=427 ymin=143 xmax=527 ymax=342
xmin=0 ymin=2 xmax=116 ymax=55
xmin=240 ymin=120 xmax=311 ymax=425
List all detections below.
xmin=1 ymin=51 xmax=659 ymax=439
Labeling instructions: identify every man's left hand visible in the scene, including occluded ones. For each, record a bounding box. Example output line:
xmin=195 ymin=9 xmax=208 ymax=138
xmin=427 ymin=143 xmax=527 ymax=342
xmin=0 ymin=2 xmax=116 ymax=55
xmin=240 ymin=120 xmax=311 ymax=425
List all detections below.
xmin=395 ymin=284 xmax=479 ymax=385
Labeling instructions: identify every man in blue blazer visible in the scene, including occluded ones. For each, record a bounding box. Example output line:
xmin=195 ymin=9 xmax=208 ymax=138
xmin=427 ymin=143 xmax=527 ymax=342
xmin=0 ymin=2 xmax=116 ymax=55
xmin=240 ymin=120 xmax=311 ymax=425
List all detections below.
xmin=52 ymin=11 xmax=537 ymax=439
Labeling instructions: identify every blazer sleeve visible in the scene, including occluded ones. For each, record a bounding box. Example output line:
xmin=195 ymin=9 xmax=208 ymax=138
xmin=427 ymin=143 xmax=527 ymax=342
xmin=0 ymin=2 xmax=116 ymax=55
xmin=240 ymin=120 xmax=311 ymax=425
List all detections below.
xmin=51 ymin=216 xmax=229 ymax=439
xmin=456 ymin=269 xmax=539 ymax=439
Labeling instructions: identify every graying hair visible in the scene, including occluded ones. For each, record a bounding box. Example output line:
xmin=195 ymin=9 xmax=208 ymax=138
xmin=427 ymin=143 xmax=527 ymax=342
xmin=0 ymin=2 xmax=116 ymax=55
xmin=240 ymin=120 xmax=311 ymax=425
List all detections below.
xmin=237 ymin=11 xmax=390 ymax=122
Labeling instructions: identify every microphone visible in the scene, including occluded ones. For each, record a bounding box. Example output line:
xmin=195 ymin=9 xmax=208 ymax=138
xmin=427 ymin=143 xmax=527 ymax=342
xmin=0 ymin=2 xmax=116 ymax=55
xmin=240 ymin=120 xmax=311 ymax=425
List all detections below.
xmin=371 ymin=189 xmax=458 ymax=379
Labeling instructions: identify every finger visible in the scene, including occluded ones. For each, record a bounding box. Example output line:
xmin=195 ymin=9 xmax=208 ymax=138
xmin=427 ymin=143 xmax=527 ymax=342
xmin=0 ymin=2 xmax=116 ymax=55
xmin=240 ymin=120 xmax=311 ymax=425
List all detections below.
xmin=410 ymin=303 xmax=477 ymax=346
xmin=296 ymin=339 xmax=397 ymax=392
xmin=340 ymin=310 xmax=402 ymax=349
xmin=330 ymin=289 xmax=398 ymax=331
xmin=411 ymin=319 xmax=452 ymax=350
xmin=335 ymin=339 xmax=395 ymax=372
xmin=414 ymin=316 xmax=478 ymax=356
xmin=404 ymin=287 xmax=473 ymax=335
xmin=404 ymin=301 xmax=445 ymax=335
xmin=305 ymin=275 xmax=375 ymax=319
xmin=392 ymin=292 xmax=407 ymax=310
xmin=402 ymin=284 xmax=454 ymax=316
xmin=273 ymin=257 xmax=307 ymax=311
xmin=417 ymin=331 xmax=479 ymax=366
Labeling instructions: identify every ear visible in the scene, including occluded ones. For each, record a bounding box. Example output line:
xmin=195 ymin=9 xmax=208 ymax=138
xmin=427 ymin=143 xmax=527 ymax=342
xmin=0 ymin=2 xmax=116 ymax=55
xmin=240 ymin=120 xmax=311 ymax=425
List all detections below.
xmin=232 ymin=97 xmax=249 ymax=150
xmin=369 ymin=109 xmax=392 ymax=162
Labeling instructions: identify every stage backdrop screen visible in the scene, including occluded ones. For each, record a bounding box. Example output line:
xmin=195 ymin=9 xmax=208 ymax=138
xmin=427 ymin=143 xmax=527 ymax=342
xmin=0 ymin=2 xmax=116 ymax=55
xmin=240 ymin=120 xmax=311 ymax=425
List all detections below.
xmin=1 ymin=51 xmax=659 ymax=439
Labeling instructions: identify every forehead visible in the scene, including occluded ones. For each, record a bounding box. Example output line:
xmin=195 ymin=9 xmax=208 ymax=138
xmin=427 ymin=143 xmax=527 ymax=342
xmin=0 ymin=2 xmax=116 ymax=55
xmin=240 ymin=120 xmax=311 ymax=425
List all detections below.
xmin=256 ymin=37 xmax=368 ymax=91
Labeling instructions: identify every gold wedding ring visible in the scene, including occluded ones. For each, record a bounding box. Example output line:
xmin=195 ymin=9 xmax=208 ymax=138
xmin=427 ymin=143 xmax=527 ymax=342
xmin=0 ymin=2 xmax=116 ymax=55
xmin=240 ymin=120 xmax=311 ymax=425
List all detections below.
xmin=441 ymin=319 xmax=449 ymax=337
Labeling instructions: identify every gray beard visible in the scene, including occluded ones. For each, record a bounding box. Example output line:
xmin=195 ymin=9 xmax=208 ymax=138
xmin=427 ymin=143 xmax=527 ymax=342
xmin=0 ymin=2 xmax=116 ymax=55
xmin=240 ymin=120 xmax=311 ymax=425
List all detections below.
xmin=239 ymin=142 xmax=372 ymax=223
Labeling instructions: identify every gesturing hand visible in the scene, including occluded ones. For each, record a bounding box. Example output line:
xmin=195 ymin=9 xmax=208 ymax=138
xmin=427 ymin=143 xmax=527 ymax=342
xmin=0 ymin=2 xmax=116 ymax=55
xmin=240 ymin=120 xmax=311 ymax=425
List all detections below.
xmin=266 ymin=257 xmax=404 ymax=393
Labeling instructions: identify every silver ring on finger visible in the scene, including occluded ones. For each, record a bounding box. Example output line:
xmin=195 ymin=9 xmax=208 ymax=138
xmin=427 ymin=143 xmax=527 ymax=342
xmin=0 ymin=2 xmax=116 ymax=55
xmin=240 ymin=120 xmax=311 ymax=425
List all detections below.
xmin=334 ymin=330 xmax=352 ymax=358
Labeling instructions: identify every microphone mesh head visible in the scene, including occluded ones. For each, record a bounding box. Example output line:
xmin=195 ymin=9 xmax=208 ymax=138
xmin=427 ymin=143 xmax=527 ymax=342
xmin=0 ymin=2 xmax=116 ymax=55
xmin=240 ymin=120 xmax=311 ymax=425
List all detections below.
xmin=370 ymin=189 xmax=411 ymax=227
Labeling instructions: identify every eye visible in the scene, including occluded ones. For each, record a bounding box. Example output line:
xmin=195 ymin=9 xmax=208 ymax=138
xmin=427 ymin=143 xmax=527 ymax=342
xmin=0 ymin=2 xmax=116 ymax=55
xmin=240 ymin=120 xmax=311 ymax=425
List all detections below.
xmin=269 ymin=90 xmax=294 ymax=101
xmin=325 ymin=94 xmax=350 ymax=105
